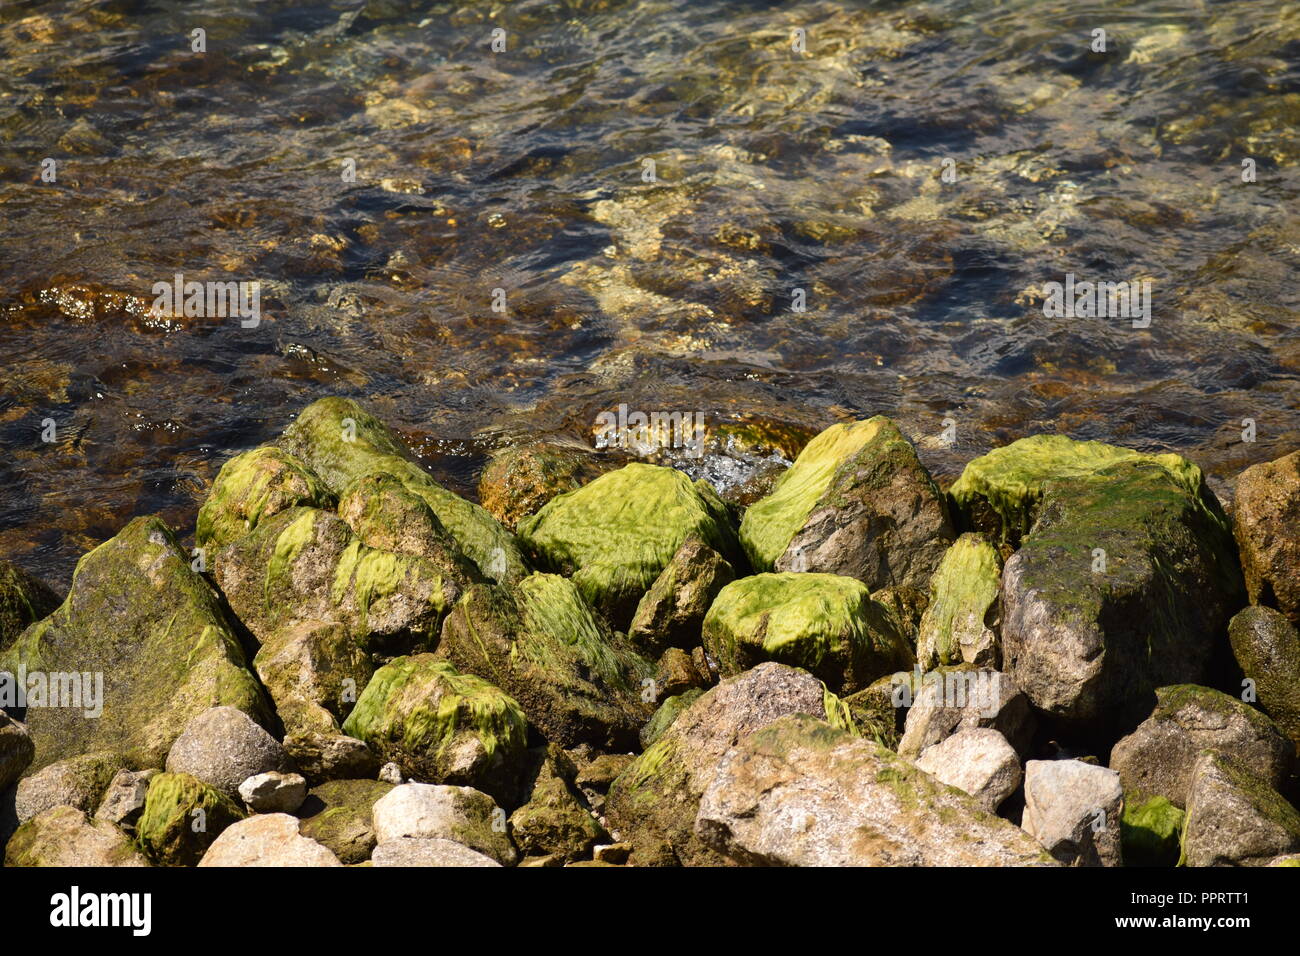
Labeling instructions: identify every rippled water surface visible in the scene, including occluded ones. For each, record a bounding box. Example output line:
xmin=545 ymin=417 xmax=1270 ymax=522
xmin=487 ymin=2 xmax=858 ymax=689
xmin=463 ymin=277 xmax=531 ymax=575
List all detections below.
xmin=1 ymin=0 xmax=1297 ymax=586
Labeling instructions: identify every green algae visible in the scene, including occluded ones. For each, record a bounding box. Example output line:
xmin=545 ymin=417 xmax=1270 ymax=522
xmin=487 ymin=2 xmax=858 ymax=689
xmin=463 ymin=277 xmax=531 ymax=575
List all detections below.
xmin=917 ymin=533 xmax=1002 ymax=669
xmin=1122 ymin=794 xmax=1185 ymax=867
xmin=196 ymin=445 xmax=334 ymax=550
xmin=136 ymin=771 xmax=245 ymax=867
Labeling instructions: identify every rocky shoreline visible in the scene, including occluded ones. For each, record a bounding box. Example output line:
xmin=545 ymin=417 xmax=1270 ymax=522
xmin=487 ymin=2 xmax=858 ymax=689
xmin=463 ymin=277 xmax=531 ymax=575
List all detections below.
xmin=1 ymin=397 xmax=1298 ymax=867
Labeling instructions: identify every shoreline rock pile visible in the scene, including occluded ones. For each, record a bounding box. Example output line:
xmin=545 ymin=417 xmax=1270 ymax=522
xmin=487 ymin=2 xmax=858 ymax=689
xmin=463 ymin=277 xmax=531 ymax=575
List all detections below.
xmin=1 ymin=397 xmax=1297 ymax=867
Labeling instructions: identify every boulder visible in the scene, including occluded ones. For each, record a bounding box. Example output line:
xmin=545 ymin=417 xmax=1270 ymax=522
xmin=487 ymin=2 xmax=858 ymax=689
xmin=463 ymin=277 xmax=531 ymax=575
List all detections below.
xmin=136 ymin=771 xmax=245 ymax=866
xmin=371 ymin=837 xmax=501 ymax=867
xmin=517 ymin=462 xmax=740 ymax=626
xmin=195 ymin=445 xmax=335 ymax=551
xmin=94 ymin=768 xmax=159 ymax=832
xmin=440 ymin=573 xmax=652 ymax=750
xmin=239 ymin=771 xmax=307 ymax=813
xmin=1228 ymin=606 xmax=1300 ymax=745
xmin=628 ymin=535 xmax=734 ymax=656
xmin=605 ymin=662 xmax=831 ymax=866
xmin=478 ymin=442 xmax=608 ymax=531
xmin=1021 ymin=759 xmax=1124 ymax=866
xmin=742 ymin=418 xmax=953 ymax=593
xmin=4 ymin=805 xmax=148 ymax=867
xmin=371 ymin=782 xmax=516 ymax=865
xmin=916 ymin=533 xmax=1002 ymax=669
xmin=0 ymin=560 xmax=59 ymax=650
xmin=1109 ymin=684 xmax=1292 ymax=809
xmin=702 ymin=572 xmax=913 ymax=694
xmin=15 ymin=752 xmax=124 ymax=823
xmin=508 ymin=747 xmax=606 ymax=862
xmin=197 ymin=813 xmax=343 ymax=867
xmin=914 ymin=728 xmax=1021 ymax=812
xmin=295 ymin=778 xmax=393 ymax=864
xmin=252 ymin=618 xmax=373 ymax=745
xmin=1181 ymin=751 xmax=1300 ymax=866
xmin=898 ymin=667 xmax=1035 ymax=758
xmin=165 ymin=706 xmax=290 ymax=802
xmin=695 ymin=714 xmax=1055 ymax=866
xmin=640 ymin=689 xmax=705 ymax=749
xmin=0 ymin=517 xmax=268 ymax=771
xmin=282 ymin=731 xmax=379 ymax=786
xmin=341 ymin=654 xmax=527 ymax=804
xmin=0 ymin=710 xmax=34 ymax=791
xmin=1232 ymin=450 xmax=1300 ymax=626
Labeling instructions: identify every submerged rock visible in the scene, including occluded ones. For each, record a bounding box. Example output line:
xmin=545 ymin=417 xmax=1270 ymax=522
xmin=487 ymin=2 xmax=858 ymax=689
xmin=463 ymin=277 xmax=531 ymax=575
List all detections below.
xmin=1000 ymin=460 xmax=1244 ymax=731
xmin=137 ymin=771 xmax=246 ymax=866
xmin=1021 ymin=759 xmax=1124 ymax=867
xmin=440 ymin=573 xmax=652 ymax=750
xmin=1108 ymin=684 xmax=1293 ymax=809
xmin=5 ymin=805 xmax=148 ymax=867
xmin=341 ymin=654 xmax=527 ymax=804
xmin=1228 ymin=606 xmax=1300 ymax=745
xmin=1232 ymin=450 xmax=1300 ymax=627
xmin=916 ymin=533 xmax=1002 ymax=669
xmin=1181 ymin=751 xmax=1300 ymax=866
xmin=628 ymin=535 xmax=734 ymax=657
xmin=696 ymin=714 xmax=1054 ymax=866
xmin=517 ymin=462 xmax=740 ymax=626
xmin=702 ymin=572 xmax=913 ymax=694
xmin=0 ymin=516 xmax=268 ymax=771
xmin=478 ymin=442 xmax=608 ymax=532
xmin=0 ymin=560 xmax=59 ymax=650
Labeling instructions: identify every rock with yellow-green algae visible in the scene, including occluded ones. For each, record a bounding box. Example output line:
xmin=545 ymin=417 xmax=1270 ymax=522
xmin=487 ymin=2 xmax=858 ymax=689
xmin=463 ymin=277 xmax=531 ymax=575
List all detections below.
xmin=516 ymin=462 xmax=740 ymax=627
xmin=1001 ymin=460 xmax=1245 ymax=732
xmin=508 ymin=746 xmax=607 ymax=862
xmin=605 ymin=662 xmax=830 ymax=867
xmin=702 ymin=572 xmax=913 ymax=694
xmin=215 ymin=506 xmax=458 ymax=656
xmin=0 ymin=560 xmax=59 ymax=651
xmin=743 ymin=418 xmax=954 ymax=594
xmin=440 ymin=573 xmax=652 ymax=750
xmin=341 ymin=654 xmax=528 ymax=805
xmin=4 ymin=805 xmax=148 ymax=867
xmin=628 ymin=534 xmax=734 ymax=657
xmin=195 ymin=445 xmax=335 ymax=551
xmin=478 ymin=442 xmax=609 ymax=532
xmin=1121 ymin=795 xmax=1184 ymax=867
xmin=252 ymin=618 xmax=373 ymax=744
xmin=916 ymin=533 xmax=1002 ymax=669
xmin=295 ymin=778 xmax=393 ymax=864
xmin=0 ymin=516 xmax=269 ymax=772
xmin=695 ymin=714 xmax=1057 ymax=866
xmin=1229 ymin=606 xmax=1300 ymax=746
xmin=278 ymin=397 xmax=527 ymax=583
xmin=136 ymin=771 xmax=245 ymax=866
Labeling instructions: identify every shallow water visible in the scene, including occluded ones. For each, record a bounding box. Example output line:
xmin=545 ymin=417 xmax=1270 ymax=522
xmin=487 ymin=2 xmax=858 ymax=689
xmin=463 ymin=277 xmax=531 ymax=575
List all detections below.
xmin=1 ymin=0 xmax=1297 ymax=587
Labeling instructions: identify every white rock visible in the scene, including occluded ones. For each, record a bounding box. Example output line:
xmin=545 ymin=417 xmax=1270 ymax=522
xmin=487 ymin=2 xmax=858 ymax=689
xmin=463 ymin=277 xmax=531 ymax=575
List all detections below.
xmin=371 ymin=783 xmax=516 ymax=865
xmin=197 ymin=814 xmax=342 ymax=867
xmin=1021 ymin=759 xmax=1123 ymax=866
xmin=239 ymin=771 xmax=308 ymax=813
xmin=378 ymin=761 xmax=403 ymax=784
xmin=915 ymin=728 xmax=1021 ymax=812
xmin=371 ymin=837 xmax=501 ymax=867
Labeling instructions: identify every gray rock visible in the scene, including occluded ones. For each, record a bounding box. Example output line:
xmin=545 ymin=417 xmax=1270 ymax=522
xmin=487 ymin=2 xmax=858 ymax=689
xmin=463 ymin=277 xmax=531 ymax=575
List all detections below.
xmin=197 ymin=813 xmax=342 ymax=867
xmin=371 ymin=783 xmax=516 ymax=865
xmin=165 ymin=706 xmax=290 ymax=801
xmin=283 ymin=731 xmax=379 ymax=786
xmin=1229 ymin=606 xmax=1300 ymax=746
xmin=1109 ymin=684 xmax=1293 ymax=809
xmin=695 ymin=714 xmax=1055 ymax=866
xmin=898 ymin=667 xmax=1034 ymax=758
xmin=1182 ymin=751 xmax=1300 ymax=867
xmin=0 ymin=710 xmax=34 ymax=791
xmin=628 ymin=535 xmax=734 ymax=657
xmin=238 ymin=771 xmax=307 ymax=813
xmin=915 ymin=728 xmax=1021 ymax=812
xmin=15 ymin=752 xmax=124 ymax=824
xmin=94 ymin=768 xmax=159 ymax=831
xmin=1022 ymin=759 xmax=1124 ymax=867
xmin=371 ymin=837 xmax=501 ymax=867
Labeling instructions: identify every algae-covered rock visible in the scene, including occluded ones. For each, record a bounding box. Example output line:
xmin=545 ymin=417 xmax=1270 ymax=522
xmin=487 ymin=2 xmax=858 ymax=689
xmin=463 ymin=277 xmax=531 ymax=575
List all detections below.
xmin=745 ymin=418 xmax=954 ymax=593
xmin=282 ymin=731 xmax=379 ymax=785
xmin=0 ymin=516 xmax=268 ymax=771
xmin=1232 ymin=450 xmax=1300 ymax=627
xmin=1108 ymin=684 xmax=1292 ymax=809
xmin=508 ymin=747 xmax=606 ymax=862
xmin=949 ymin=434 xmax=1218 ymax=546
xmin=1022 ymin=759 xmax=1124 ymax=867
xmin=640 ymin=689 xmax=705 ymax=749
xmin=137 ymin=771 xmax=245 ymax=866
xmin=917 ymin=533 xmax=1002 ymax=669
xmin=702 ymin=573 xmax=913 ymax=694
xmin=198 ymin=812 xmax=342 ymax=867
xmin=0 ymin=560 xmax=59 ymax=650
xmin=252 ymin=618 xmax=373 ymax=742
xmin=1181 ymin=751 xmax=1300 ymax=866
xmin=0 ymin=710 xmax=34 ymax=791
xmin=839 ymin=676 xmax=905 ymax=750
xmin=215 ymin=506 xmax=457 ymax=656
xmin=1228 ymin=606 xmax=1300 ymax=745
xmin=695 ymin=714 xmax=1055 ymax=866
xmin=279 ymin=397 xmax=526 ymax=583
xmin=295 ymin=778 xmax=393 ymax=864
xmin=1122 ymin=795 xmax=1184 ymax=867
xmin=517 ymin=462 xmax=740 ymax=626
xmin=371 ymin=782 xmax=516 ymax=865
xmin=605 ymin=662 xmax=829 ymax=866
xmin=1001 ymin=460 xmax=1245 ymax=731
xmin=478 ymin=442 xmax=608 ymax=531
xmin=440 ymin=573 xmax=652 ymax=750
xmin=4 ymin=805 xmax=148 ymax=867
xmin=15 ymin=752 xmax=124 ymax=823
xmin=341 ymin=654 xmax=528 ymax=804
xmin=195 ymin=445 xmax=335 ymax=551
xmin=628 ymin=535 xmax=734 ymax=657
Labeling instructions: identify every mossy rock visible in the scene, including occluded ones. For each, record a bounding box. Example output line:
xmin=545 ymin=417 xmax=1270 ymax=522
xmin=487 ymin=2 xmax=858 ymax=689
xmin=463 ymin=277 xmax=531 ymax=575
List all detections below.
xmin=0 ymin=517 xmax=269 ymax=771
xmin=1121 ymin=795 xmax=1184 ymax=867
xmin=949 ymin=434 xmax=1222 ymax=546
xmin=478 ymin=443 xmax=609 ymax=532
xmin=252 ymin=619 xmax=373 ymax=740
xmin=1229 ymin=606 xmax=1300 ymax=746
xmin=296 ymin=778 xmax=393 ymax=864
xmin=517 ymin=462 xmax=740 ymax=627
xmin=0 ymin=560 xmax=59 ymax=651
xmin=440 ymin=574 xmax=653 ymax=750
xmin=640 ymin=688 xmax=705 ymax=749
xmin=5 ymin=805 xmax=148 ymax=867
xmin=195 ymin=445 xmax=335 ymax=551
xmin=839 ymin=676 xmax=905 ymax=750
xmin=341 ymin=654 xmax=528 ymax=805
xmin=628 ymin=534 xmax=734 ymax=657
xmin=508 ymin=747 xmax=606 ymax=862
xmin=917 ymin=533 xmax=1002 ymax=669
xmin=702 ymin=572 xmax=914 ymax=694
xmin=136 ymin=771 xmax=245 ymax=867
xmin=1181 ymin=751 xmax=1300 ymax=866
xmin=278 ymin=397 xmax=527 ymax=583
